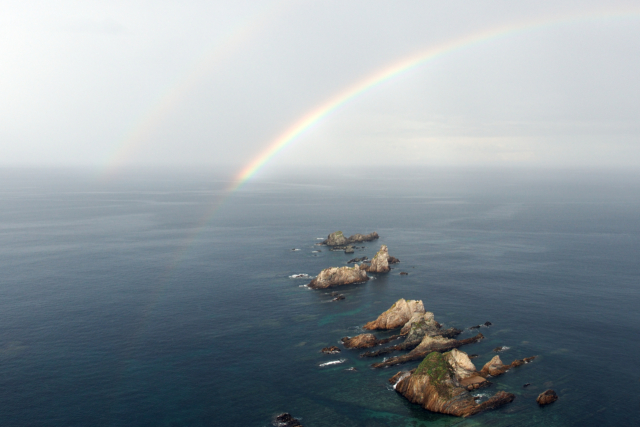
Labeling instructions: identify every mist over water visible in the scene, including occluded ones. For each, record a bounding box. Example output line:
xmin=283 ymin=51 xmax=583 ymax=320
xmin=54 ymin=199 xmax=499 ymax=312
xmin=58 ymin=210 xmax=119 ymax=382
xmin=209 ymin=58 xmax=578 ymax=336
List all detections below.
xmin=0 ymin=167 xmax=639 ymax=426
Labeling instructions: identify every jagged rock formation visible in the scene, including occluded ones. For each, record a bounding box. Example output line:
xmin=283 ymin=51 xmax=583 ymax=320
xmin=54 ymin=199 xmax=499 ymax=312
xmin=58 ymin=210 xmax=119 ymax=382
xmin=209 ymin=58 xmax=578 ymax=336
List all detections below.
xmin=400 ymin=312 xmax=438 ymax=336
xmin=360 ymin=245 xmax=391 ymax=273
xmin=322 ymin=231 xmax=379 ymax=246
xmin=388 ymin=256 xmax=400 ymax=264
xmin=308 ymin=266 xmax=369 ymax=289
xmin=347 ymin=256 xmax=368 ymax=264
xmin=479 ymin=355 xmax=537 ymax=378
xmin=536 ymin=389 xmax=558 ymax=405
xmin=360 ymin=311 xmax=462 ymax=358
xmin=445 ymin=349 xmax=477 ymax=380
xmin=391 ymin=351 xmax=516 ymax=417
xmin=371 ymin=333 xmax=484 ymax=369
xmin=341 ymin=333 xmax=401 ymax=349
xmin=363 ymin=299 xmax=425 ymax=330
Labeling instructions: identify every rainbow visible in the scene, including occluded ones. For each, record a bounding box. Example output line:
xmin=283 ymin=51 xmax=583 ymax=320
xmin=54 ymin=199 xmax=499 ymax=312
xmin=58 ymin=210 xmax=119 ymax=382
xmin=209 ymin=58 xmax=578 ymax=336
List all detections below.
xmin=234 ymin=7 xmax=639 ymax=186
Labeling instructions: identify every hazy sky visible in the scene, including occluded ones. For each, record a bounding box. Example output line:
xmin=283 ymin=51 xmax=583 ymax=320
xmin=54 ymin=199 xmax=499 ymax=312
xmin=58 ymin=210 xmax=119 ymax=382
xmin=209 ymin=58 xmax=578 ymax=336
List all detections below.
xmin=2 ymin=0 xmax=639 ymax=173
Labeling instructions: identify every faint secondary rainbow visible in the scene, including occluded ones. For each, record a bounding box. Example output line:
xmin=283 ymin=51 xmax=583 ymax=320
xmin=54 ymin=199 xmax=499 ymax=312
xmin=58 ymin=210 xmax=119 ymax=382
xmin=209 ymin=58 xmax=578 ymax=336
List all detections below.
xmin=233 ymin=7 xmax=640 ymax=188
xmin=100 ymin=1 xmax=285 ymax=178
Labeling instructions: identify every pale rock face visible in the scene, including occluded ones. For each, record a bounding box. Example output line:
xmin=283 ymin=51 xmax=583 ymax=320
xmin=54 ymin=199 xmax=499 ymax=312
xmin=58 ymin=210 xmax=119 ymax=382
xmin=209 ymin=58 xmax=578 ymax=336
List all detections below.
xmin=410 ymin=334 xmax=455 ymax=355
xmin=400 ymin=312 xmax=436 ymax=336
xmin=445 ymin=349 xmax=477 ymax=381
xmin=363 ymin=298 xmax=425 ymax=330
xmin=480 ymin=355 xmax=507 ymax=377
xmin=341 ymin=333 xmax=378 ymax=349
xmin=366 ymin=245 xmax=390 ymax=273
xmin=324 ymin=231 xmax=348 ymax=246
xmin=308 ymin=266 xmax=369 ymax=289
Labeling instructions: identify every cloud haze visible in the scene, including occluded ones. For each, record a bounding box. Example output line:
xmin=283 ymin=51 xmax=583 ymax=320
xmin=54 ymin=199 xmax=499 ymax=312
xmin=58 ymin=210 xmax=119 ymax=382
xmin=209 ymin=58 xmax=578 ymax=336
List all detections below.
xmin=1 ymin=0 xmax=639 ymax=173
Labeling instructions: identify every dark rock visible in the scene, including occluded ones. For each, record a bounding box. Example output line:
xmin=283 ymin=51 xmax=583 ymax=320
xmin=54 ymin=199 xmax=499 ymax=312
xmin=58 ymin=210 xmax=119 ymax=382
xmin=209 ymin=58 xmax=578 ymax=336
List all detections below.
xmin=469 ymin=354 xmax=479 ymax=359
xmin=344 ymin=245 xmax=354 ymax=254
xmin=493 ymin=346 xmax=508 ymax=353
xmin=523 ymin=383 xmax=531 ymax=387
xmin=273 ymin=413 xmax=303 ymax=427
xmin=470 ymin=322 xmax=492 ymax=330
xmin=388 ymin=256 xmax=400 ymax=264
xmin=321 ymin=346 xmax=341 ymax=354
xmin=536 ymin=389 xmax=558 ymax=405
xmin=399 ymin=272 xmax=409 ymax=275
xmin=347 ymin=256 xmax=368 ymax=263
xmin=332 ymin=294 xmax=345 ymax=301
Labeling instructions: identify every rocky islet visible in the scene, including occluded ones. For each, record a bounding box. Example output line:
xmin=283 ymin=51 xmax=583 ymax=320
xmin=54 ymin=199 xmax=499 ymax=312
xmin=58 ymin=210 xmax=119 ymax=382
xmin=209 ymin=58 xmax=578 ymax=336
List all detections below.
xmin=289 ymin=232 xmax=547 ymax=420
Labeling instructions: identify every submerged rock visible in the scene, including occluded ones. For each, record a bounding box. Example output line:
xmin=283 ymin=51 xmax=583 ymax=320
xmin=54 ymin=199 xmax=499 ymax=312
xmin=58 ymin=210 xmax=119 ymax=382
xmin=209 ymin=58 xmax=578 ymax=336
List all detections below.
xmin=331 ymin=294 xmax=345 ymax=301
xmin=536 ymin=389 xmax=558 ymax=405
xmin=347 ymin=256 xmax=368 ymax=263
xmin=363 ymin=298 xmax=425 ymax=330
xmin=392 ymin=352 xmax=515 ymax=417
xmin=308 ymin=266 xmax=369 ymax=289
xmin=322 ymin=231 xmax=378 ymax=246
xmin=321 ymin=346 xmax=341 ymax=354
xmin=399 ymin=272 xmax=409 ymax=275
xmin=273 ymin=413 xmax=303 ymax=427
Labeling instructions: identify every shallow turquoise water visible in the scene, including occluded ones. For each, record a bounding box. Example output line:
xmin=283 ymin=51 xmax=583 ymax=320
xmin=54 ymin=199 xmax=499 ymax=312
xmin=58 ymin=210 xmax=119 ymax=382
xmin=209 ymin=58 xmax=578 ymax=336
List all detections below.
xmin=0 ymin=168 xmax=638 ymax=426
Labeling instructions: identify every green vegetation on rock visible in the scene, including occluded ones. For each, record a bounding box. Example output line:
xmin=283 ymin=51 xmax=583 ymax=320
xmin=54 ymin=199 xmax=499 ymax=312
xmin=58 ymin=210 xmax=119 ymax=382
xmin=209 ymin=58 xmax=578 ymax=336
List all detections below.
xmin=415 ymin=352 xmax=453 ymax=397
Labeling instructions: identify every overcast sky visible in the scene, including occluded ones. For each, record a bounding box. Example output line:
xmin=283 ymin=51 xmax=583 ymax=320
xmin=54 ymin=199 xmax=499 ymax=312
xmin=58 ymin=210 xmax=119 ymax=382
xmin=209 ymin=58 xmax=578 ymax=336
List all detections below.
xmin=1 ymin=0 xmax=639 ymax=173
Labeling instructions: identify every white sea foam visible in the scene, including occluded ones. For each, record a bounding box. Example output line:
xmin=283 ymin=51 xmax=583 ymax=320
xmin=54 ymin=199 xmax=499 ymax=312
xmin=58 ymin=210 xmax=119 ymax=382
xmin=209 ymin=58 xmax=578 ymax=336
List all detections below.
xmin=289 ymin=273 xmax=310 ymax=279
xmin=291 ymin=248 xmax=301 ymax=251
xmin=316 ymin=237 xmax=324 ymax=240
xmin=311 ymin=250 xmax=320 ymax=253
xmin=472 ymin=393 xmax=489 ymax=400
xmin=392 ymin=372 xmax=411 ymax=390
xmin=319 ymin=359 xmax=346 ymax=367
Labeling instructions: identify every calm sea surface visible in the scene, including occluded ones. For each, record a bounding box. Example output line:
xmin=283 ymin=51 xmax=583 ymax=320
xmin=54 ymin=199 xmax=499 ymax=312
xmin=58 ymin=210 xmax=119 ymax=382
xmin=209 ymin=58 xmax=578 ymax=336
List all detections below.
xmin=0 ymin=167 xmax=638 ymax=426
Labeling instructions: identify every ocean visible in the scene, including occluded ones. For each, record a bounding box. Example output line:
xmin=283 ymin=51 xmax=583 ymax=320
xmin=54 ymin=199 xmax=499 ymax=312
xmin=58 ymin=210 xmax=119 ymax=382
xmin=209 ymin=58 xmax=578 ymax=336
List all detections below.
xmin=0 ymin=167 xmax=638 ymax=426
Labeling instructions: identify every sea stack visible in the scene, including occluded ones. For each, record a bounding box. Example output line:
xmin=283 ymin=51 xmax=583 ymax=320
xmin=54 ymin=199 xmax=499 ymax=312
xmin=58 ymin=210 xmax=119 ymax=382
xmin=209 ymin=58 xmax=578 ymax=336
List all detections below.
xmin=363 ymin=298 xmax=425 ymax=330
xmin=308 ymin=266 xmax=369 ymax=289
xmin=360 ymin=245 xmax=391 ymax=273
xmin=391 ymin=351 xmax=516 ymax=417
xmin=322 ymin=231 xmax=379 ymax=246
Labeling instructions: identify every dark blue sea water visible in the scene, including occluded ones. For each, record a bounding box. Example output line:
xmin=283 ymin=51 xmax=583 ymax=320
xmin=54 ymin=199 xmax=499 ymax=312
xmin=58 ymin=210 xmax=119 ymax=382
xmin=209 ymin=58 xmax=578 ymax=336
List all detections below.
xmin=1 ymin=167 xmax=639 ymax=426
